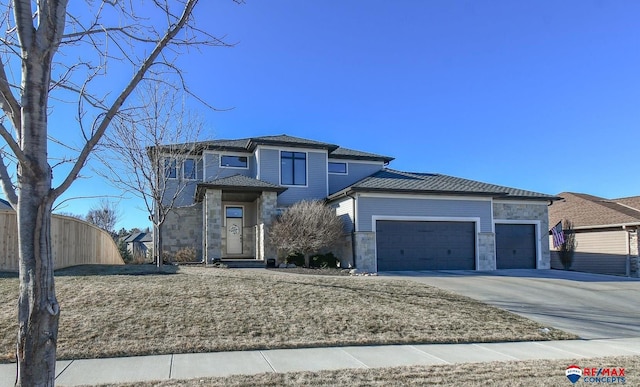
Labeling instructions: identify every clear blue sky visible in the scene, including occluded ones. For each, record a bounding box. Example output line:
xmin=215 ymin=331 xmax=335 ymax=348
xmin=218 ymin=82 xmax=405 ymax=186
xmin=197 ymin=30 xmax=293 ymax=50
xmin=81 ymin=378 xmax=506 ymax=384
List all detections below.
xmin=43 ymin=1 xmax=640 ymax=230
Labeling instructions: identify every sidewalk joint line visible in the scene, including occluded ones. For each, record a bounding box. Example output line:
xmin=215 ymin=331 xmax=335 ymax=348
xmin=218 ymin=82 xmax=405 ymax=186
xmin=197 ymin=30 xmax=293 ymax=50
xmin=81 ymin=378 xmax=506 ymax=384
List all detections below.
xmin=55 ymin=359 xmax=74 ymax=381
xmin=531 ymin=341 xmax=585 ymax=358
xmin=408 ymin=345 xmax=452 ymax=364
xmin=168 ymin=354 xmax=174 ymax=379
xmin=259 ymin=350 xmax=277 ymax=373
xmin=471 ymin=343 xmax=519 ymax=360
xmin=338 ymin=348 xmax=370 ymax=368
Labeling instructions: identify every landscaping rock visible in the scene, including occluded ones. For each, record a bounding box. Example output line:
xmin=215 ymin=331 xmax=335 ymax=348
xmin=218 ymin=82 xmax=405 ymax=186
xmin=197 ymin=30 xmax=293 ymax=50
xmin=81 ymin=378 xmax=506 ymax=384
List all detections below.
xmin=287 ymin=263 xmax=297 ymax=268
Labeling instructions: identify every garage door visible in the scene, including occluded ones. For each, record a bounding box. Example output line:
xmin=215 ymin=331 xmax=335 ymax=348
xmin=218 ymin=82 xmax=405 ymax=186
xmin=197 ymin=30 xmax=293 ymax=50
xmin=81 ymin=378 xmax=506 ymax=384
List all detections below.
xmin=376 ymin=221 xmax=476 ymax=271
xmin=495 ymin=224 xmax=536 ymax=269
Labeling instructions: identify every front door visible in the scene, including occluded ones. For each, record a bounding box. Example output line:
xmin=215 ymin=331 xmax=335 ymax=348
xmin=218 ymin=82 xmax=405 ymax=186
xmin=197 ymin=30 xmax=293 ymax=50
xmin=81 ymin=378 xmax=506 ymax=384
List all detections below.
xmin=226 ymin=207 xmax=243 ymax=255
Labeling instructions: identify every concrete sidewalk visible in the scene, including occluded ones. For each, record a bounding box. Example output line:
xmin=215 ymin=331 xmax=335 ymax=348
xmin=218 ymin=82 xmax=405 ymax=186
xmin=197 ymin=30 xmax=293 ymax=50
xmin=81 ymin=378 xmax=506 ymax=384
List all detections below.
xmin=1 ymin=338 xmax=639 ymax=386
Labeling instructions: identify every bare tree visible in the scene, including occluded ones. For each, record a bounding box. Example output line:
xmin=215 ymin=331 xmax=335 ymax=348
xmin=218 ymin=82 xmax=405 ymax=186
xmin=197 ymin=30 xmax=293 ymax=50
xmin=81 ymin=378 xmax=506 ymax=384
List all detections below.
xmin=558 ymin=219 xmax=577 ymax=270
xmin=85 ymin=199 xmax=121 ymax=235
xmin=0 ymin=1 xmax=235 ymax=384
xmin=270 ymin=200 xmax=344 ymax=267
xmin=98 ymin=81 xmax=205 ymax=268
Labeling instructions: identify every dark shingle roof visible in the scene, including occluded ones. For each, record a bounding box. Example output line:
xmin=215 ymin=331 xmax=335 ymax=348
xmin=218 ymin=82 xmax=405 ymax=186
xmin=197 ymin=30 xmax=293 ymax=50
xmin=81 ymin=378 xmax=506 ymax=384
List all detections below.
xmin=163 ymin=135 xmax=393 ymax=162
xmin=328 ymin=169 xmax=558 ymax=200
xmin=195 ymin=174 xmax=287 ymax=201
xmin=0 ymin=198 xmax=12 ymax=210
xmin=549 ymin=192 xmax=640 ymax=229
xmin=123 ymin=232 xmax=152 ymax=243
xmin=329 ymin=147 xmax=394 ymax=163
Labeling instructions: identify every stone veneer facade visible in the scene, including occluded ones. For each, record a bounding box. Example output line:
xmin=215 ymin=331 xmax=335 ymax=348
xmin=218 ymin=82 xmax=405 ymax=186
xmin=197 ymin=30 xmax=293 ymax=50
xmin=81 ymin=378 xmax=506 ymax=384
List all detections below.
xmin=493 ymin=201 xmax=551 ymax=269
xmin=161 ymin=203 xmax=203 ymax=259
xmin=353 ymin=201 xmax=550 ymax=272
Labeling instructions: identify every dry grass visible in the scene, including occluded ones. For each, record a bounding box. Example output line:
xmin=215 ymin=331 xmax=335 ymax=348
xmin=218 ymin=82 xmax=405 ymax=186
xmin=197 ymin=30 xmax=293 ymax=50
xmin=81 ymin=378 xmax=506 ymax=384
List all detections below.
xmin=0 ymin=265 xmax=575 ymax=363
xmin=100 ymin=356 xmax=640 ymax=387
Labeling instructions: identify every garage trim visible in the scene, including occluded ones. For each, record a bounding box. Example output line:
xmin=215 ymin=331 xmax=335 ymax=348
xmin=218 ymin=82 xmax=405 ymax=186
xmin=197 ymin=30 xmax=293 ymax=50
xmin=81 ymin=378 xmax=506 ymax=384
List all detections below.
xmin=494 ymin=219 xmax=542 ymax=269
xmin=372 ymin=215 xmax=481 ymax=272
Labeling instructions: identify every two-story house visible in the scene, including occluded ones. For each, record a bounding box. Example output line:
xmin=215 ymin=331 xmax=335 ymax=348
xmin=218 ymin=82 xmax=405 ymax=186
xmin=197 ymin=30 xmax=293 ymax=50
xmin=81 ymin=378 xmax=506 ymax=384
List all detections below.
xmin=158 ymin=134 xmax=559 ymax=272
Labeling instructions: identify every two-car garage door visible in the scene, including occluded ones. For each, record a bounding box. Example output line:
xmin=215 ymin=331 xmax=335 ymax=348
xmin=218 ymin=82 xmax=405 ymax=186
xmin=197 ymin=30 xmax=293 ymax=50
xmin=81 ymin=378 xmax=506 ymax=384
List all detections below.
xmin=376 ymin=221 xmax=538 ymax=271
xmin=376 ymin=221 xmax=476 ymax=271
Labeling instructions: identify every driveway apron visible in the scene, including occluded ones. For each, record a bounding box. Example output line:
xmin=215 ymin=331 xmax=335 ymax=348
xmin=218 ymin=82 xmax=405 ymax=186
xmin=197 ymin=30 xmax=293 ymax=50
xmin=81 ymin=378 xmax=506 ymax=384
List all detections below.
xmin=379 ymin=269 xmax=640 ymax=340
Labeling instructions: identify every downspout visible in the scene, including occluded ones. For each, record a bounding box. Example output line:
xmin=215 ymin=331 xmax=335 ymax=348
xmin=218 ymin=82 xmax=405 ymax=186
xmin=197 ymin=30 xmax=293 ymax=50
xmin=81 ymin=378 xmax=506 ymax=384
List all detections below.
xmin=346 ymin=192 xmax=357 ymax=268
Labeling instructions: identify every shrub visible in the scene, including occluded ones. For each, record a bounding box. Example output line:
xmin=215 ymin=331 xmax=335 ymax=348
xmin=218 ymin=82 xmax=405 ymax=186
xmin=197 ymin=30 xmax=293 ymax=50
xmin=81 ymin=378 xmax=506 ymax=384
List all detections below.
xmin=174 ymin=247 xmax=197 ymax=263
xmin=270 ymin=200 xmax=344 ymax=267
xmin=310 ymin=252 xmax=339 ymax=268
xmin=285 ymin=253 xmax=305 ymax=266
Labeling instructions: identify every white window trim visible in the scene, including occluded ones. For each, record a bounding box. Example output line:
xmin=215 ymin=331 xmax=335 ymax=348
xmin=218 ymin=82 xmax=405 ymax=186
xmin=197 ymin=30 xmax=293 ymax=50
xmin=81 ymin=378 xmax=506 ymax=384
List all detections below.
xmin=182 ymin=158 xmax=198 ymax=180
xmin=219 ymin=153 xmax=250 ymax=170
xmin=163 ymin=157 xmax=178 ymax=180
xmin=371 ymin=215 xmax=481 ymax=272
xmin=494 ymin=219 xmax=542 ymax=269
xmin=279 ymin=150 xmax=309 ymax=188
xmin=328 ymin=161 xmax=348 ymax=175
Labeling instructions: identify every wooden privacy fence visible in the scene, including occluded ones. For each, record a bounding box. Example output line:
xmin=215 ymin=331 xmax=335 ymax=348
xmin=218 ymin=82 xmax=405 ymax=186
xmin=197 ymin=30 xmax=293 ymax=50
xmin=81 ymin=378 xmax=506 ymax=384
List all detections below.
xmin=0 ymin=210 xmax=124 ymax=272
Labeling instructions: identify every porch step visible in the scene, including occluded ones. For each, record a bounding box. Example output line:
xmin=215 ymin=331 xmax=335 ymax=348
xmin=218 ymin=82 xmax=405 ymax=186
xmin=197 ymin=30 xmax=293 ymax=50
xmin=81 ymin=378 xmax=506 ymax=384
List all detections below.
xmin=219 ymin=259 xmax=266 ymax=268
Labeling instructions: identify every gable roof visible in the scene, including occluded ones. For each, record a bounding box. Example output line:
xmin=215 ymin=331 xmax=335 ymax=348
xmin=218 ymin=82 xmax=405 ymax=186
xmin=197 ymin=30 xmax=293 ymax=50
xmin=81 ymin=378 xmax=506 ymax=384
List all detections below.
xmin=160 ymin=134 xmax=394 ymax=163
xmin=328 ymin=169 xmax=558 ymax=201
xmin=549 ymin=192 xmax=640 ymax=229
xmin=123 ymin=232 xmax=152 ymax=243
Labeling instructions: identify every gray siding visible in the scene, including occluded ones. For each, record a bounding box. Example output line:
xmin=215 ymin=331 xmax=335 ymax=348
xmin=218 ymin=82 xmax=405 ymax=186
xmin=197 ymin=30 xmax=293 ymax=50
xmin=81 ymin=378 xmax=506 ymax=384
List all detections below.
xmin=258 ymin=148 xmax=280 ymax=184
xmin=357 ymin=196 xmax=492 ymax=232
xmin=333 ymin=196 xmax=355 ymax=233
xmin=259 ymin=148 xmax=328 ymax=206
xmin=203 ymin=152 xmax=254 ymax=181
xmin=161 ymin=180 xmax=199 ymax=207
xmin=328 ymin=161 xmax=383 ymax=194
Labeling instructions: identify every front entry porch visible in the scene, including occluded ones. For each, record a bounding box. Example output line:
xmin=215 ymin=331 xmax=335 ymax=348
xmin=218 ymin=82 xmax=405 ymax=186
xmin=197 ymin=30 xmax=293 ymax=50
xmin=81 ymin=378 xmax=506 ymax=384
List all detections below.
xmin=196 ymin=175 xmax=286 ymax=264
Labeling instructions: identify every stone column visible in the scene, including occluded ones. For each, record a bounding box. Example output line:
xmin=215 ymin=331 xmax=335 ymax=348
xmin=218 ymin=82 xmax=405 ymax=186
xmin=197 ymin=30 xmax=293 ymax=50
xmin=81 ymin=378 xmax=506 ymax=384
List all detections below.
xmin=354 ymin=232 xmax=376 ymax=272
xmin=258 ymin=191 xmax=278 ymax=260
xmin=204 ymin=189 xmax=222 ymax=263
xmin=477 ymin=232 xmax=496 ymax=270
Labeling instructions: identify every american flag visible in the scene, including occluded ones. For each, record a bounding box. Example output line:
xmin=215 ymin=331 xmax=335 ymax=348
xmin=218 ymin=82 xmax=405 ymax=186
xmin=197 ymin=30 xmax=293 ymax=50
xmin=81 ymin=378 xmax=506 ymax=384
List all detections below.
xmin=551 ymin=221 xmax=565 ymax=248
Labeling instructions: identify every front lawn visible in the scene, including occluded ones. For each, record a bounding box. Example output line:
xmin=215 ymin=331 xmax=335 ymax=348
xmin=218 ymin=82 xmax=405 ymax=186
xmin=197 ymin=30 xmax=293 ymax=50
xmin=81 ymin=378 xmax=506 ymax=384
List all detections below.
xmin=0 ymin=265 xmax=574 ymax=362
xmin=107 ymin=355 xmax=639 ymax=387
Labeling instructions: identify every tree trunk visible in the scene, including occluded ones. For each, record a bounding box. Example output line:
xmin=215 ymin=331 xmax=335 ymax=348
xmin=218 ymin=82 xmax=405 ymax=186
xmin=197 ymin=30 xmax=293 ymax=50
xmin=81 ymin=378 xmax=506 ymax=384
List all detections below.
xmin=156 ymin=222 xmax=164 ymax=271
xmin=16 ymin=190 xmax=59 ymax=386
xmin=304 ymin=252 xmax=311 ymax=268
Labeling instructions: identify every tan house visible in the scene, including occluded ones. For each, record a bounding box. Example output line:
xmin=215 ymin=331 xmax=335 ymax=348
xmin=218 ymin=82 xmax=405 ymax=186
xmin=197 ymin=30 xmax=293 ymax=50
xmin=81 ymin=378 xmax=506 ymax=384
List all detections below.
xmin=549 ymin=192 xmax=640 ymax=276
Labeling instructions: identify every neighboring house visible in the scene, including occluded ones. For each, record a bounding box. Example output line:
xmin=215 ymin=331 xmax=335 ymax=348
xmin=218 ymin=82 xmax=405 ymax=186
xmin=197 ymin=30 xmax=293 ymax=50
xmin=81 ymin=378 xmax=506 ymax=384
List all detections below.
xmin=549 ymin=192 xmax=640 ymax=276
xmin=123 ymin=231 xmax=153 ymax=261
xmin=0 ymin=198 xmax=12 ymax=210
xmin=157 ymin=134 xmax=559 ymax=272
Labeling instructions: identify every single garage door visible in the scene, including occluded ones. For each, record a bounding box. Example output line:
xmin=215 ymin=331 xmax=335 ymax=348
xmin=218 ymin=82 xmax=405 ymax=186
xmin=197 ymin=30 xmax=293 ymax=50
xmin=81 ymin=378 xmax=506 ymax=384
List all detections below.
xmin=376 ymin=220 xmax=476 ymax=271
xmin=495 ymin=224 xmax=537 ymax=269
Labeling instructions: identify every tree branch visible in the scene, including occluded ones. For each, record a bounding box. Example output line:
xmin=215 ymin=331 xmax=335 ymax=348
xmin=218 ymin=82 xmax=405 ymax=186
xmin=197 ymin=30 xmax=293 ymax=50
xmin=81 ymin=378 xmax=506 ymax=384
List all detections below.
xmin=50 ymin=0 xmax=200 ymax=201
xmin=0 ymin=122 xmax=26 ymax=164
xmin=0 ymin=60 xmax=22 ymax=134
xmin=0 ymin=149 xmax=17 ymax=207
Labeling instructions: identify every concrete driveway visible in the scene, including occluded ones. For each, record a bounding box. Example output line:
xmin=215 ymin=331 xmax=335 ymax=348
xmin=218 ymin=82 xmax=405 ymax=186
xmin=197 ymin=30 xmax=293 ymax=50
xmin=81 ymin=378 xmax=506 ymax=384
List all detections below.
xmin=379 ymin=269 xmax=640 ymax=340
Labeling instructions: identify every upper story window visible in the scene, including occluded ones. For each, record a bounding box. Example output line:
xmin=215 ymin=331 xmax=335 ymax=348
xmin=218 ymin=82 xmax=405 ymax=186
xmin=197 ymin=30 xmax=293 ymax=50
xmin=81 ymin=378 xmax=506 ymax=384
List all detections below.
xmin=164 ymin=159 xmax=177 ymax=179
xmin=328 ymin=162 xmax=347 ymax=174
xmin=220 ymin=155 xmax=248 ymax=169
xmin=164 ymin=157 xmax=198 ymax=180
xmin=281 ymin=151 xmax=306 ymax=186
xmin=183 ymin=158 xmax=197 ymax=180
